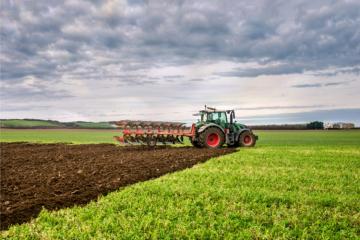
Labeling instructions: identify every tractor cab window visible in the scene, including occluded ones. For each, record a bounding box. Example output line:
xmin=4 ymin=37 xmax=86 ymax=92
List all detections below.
xmin=207 ymin=112 xmax=227 ymax=125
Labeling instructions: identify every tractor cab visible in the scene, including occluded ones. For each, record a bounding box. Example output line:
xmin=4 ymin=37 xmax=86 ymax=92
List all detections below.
xmin=198 ymin=107 xmax=236 ymax=130
xmin=200 ymin=110 xmax=227 ymax=128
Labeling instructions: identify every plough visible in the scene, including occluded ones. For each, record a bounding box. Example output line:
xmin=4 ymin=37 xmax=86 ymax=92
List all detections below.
xmin=113 ymin=121 xmax=195 ymax=146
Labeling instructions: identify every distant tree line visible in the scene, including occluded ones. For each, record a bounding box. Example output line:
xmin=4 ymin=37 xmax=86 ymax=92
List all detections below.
xmin=306 ymin=121 xmax=324 ymax=129
xmin=250 ymin=121 xmax=324 ymax=130
xmin=250 ymin=124 xmax=307 ymax=130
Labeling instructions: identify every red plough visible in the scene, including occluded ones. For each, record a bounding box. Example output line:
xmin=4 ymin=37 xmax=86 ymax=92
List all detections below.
xmin=114 ymin=120 xmax=196 ymax=146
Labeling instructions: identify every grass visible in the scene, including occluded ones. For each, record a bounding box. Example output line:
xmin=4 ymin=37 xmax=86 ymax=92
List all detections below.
xmin=70 ymin=121 xmax=114 ymax=129
xmin=0 ymin=119 xmax=114 ymax=129
xmin=0 ymin=119 xmax=60 ymax=128
xmin=1 ymin=130 xmax=360 ymax=239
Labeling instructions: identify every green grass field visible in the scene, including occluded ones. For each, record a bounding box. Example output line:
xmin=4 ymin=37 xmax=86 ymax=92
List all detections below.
xmin=1 ymin=130 xmax=360 ymax=239
xmin=0 ymin=119 xmax=114 ymax=129
xmin=0 ymin=120 xmax=60 ymax=128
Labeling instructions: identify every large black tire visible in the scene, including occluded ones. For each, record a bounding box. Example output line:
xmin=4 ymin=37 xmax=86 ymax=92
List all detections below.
xmin=198 ymin=127 xmax=225 ymax=148
xmin=239 ymin=130 xmax=256 ymax=147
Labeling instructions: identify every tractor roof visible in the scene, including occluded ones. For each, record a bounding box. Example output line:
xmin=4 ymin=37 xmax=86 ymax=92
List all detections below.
xmin=192 ymin=106 xmax=234 ymax=116
xmin=198 ymin=109 xmax=234 ymax=114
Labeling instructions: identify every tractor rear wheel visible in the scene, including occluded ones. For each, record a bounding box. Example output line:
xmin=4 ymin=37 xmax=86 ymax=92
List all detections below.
xmin=199 ymin=127 xmax=225 ymax=148
xmin=239 ymin=130 xmax=256 ymax=147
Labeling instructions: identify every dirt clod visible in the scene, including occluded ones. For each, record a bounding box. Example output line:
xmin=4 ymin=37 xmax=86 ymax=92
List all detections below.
xmin=0 ymin=142 xmax=235 ymax=230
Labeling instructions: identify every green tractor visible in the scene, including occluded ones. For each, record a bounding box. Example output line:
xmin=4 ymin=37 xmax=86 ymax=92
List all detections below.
xmin=191 ymin=106 xmax=258 ymax=148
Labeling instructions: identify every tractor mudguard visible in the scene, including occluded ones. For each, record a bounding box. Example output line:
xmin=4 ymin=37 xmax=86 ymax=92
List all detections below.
xmin=198 ymin=123 xmax=225 ymax=134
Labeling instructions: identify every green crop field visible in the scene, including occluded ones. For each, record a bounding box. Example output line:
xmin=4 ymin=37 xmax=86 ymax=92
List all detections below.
xmin=0 ymin=119 xmax=60 ymax=128
xmin=1 ymin=130 xmax=360 ymax=239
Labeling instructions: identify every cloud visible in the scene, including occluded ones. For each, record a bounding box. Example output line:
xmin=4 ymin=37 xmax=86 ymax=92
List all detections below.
xmin=118 ymin=79 xmax=157 ymax=86
xmin=0 ymin=105 xmax=51 ymax=112
xmin=324 ymin=82 xmax=346 ymax=87
xmin=311 ymin=66 xmax=360 ymax=77
xmin=189 ymin=78 xmax=204 ymax=82
xmin=292 ymin=80 xmax=354 ymax=88
xmin=238 ymin=108 xmax=360 ymax=125
xmin=163 ymin=75 xmax=184 ymax=79
xmin=215 ymin=63 xmax=307 ymax=77
xmin=2 ymin=0 xmax=360 ymax=83
xmin=0 ymin=85 xmax=73 ymax=100
xmin=1 ymin=0 xmax=360 ymax=122
xmin=292 ymin=83 xmax=323 ymax=88
xmin=235 ymin=105 xmax=328 ymax=110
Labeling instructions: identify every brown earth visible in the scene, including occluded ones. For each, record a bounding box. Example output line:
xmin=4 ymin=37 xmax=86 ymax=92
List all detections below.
xmin=0 ymin=142 xmax=235 ymax=230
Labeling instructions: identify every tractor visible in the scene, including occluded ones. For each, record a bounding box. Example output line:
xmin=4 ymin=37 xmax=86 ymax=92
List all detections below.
xmin=190 ymin=106 xmax=257 ymax=148
xmin=113 ymin=106 xmax=258 ymax=148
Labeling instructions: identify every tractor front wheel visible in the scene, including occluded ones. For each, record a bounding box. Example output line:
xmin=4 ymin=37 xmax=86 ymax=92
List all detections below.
xmin=199 ymin=127 xmax=225 ymax=148
xmin=239 ymin=130 xmax=256 ymax=147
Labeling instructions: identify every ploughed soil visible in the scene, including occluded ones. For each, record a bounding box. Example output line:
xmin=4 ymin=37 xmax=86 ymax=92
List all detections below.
xmin=0 ymin=142 xmax=235 ymax=230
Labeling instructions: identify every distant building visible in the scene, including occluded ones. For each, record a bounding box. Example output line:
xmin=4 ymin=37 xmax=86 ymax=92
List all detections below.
xmin=324 ymin=122 xmax=355 ymax=129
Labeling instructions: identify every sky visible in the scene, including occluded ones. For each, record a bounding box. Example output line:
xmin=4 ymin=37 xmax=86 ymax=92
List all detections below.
xmin=1 ymin=0 xmax=360 ymax=125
